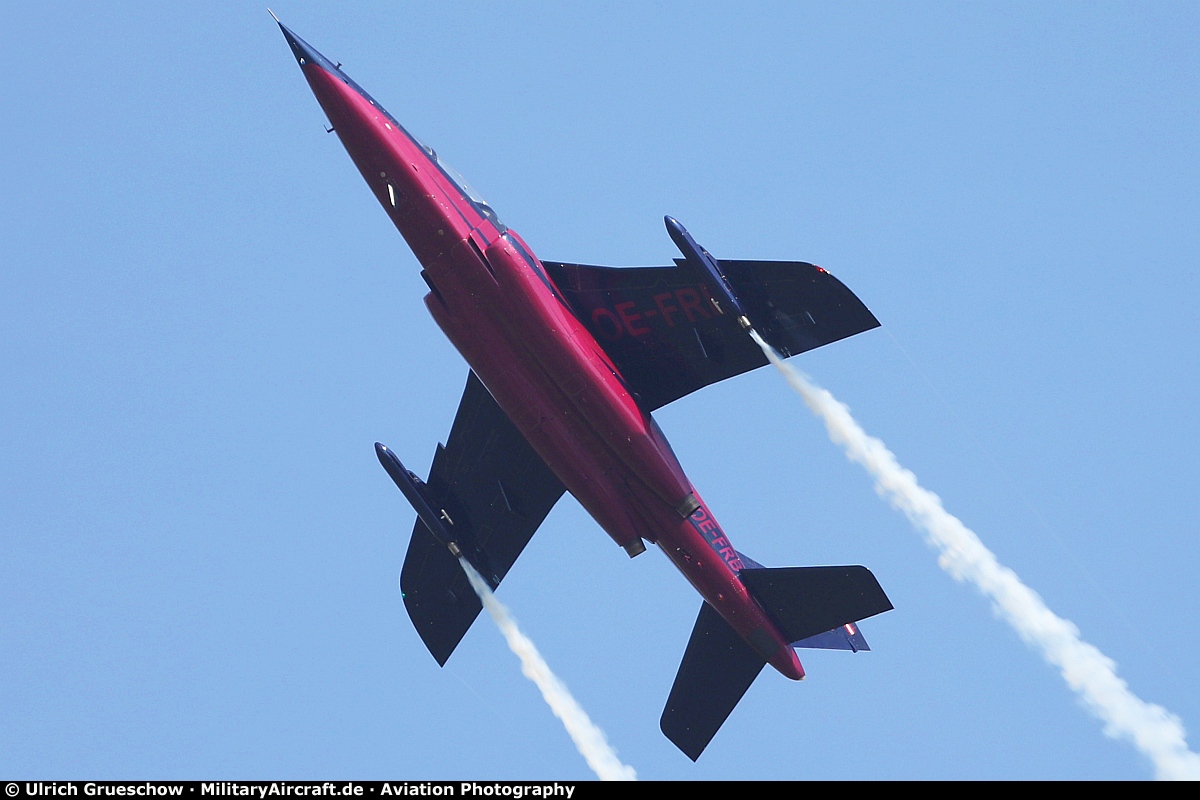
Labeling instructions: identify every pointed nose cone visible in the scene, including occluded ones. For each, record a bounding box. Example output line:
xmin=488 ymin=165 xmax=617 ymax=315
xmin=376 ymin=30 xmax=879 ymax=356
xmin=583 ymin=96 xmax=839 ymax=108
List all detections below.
xmin=664 ymin=215 xmax=692 ymax=251
xmin=374 ymin=442 xmax=394 ymax=467
xmin=272 ymin=15 xmax=339 ymax=74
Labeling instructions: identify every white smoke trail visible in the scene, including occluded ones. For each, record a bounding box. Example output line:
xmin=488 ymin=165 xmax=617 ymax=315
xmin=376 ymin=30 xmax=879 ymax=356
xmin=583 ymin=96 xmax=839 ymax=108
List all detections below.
xmin=749 ymin=330 xmax=1200 ymax=780
xmin=456 ymin=557 xmax=638 ymax=781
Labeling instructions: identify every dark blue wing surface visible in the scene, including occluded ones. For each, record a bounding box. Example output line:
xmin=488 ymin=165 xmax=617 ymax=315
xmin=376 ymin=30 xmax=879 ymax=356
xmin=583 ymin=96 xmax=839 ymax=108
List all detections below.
xmin=399 ymin=372 xmax=565 ymax=665
xmin=542 ymin=259 xmax=879 ymax=410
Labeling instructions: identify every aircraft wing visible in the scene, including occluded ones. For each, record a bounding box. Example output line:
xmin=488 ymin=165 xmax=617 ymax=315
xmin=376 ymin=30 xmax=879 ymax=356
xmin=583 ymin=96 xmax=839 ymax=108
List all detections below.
xmin=400 ymin=371 xmax=566 ymax=665
xmin=542 ymin=259 xmax=879 ymax=410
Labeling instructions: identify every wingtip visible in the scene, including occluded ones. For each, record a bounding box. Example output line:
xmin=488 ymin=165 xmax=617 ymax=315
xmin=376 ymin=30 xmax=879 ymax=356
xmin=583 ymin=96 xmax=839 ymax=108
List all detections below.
xmin=267 ymin=8 xmax=280 ymax=24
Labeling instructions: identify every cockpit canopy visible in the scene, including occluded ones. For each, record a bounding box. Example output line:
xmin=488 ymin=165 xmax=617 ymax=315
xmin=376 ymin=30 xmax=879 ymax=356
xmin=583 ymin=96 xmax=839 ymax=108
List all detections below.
xmin=420 ymin=143 xmax=506 ymax=232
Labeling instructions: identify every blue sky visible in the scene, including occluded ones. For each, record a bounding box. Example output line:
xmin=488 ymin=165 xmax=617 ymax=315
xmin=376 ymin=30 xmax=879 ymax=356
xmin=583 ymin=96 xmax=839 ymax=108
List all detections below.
xmin=2 ymin=1 xmax=1198 ymax=780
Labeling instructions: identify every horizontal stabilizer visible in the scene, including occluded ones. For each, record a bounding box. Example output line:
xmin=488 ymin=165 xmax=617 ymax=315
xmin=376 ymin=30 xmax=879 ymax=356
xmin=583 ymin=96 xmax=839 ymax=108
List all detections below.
xmin=740 ymin=566 xmax=893 ymax=645
xmin=792 ymin=621 xmax=871 ymax=652
xmin=661 ymin=602 xmax=766 ymax=761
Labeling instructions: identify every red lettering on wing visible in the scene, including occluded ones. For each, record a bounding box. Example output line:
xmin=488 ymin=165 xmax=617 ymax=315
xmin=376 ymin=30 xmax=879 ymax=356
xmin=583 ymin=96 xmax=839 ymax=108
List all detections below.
xmin=653 ymin=292 xmax=680 ymax=327
xmin=614 ymin=301 xmax=651 ymax=336
xmin=675 ymin=287 xmax=711 ymax=322
xmin=591 ymin=308 xmax=624 ymax=341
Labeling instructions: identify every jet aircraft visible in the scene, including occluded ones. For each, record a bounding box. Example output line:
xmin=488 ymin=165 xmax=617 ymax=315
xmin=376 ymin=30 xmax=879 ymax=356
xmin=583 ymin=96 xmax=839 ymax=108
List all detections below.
xmin=275 ymin=17 xmax=893 ymax=761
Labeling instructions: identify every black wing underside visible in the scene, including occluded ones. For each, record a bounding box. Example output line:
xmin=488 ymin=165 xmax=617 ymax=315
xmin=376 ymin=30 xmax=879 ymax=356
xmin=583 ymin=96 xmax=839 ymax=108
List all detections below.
xmin=661 ymin=601 xmax=766 ymax=761
xmin=400 ymin=372 xmax=565 ymax=665
xmin=542 ymin=259 xmax=879 ymax=411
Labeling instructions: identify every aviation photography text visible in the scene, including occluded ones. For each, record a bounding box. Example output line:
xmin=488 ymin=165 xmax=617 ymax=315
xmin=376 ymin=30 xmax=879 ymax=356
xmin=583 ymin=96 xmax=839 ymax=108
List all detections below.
xmin=10 ymin=785 xmax=588 ymax=800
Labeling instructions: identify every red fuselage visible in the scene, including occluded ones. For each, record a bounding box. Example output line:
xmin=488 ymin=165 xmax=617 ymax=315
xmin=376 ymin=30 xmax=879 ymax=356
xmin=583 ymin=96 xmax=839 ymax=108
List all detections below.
xmin=293 ymin=48 xmax=804 ymax=681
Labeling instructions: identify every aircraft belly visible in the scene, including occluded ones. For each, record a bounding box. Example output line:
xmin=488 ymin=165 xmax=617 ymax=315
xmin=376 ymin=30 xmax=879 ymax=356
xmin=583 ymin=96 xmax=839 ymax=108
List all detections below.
xmin=423 ymin=280 xmax=650 ymax=550
xmin=482 ymin=238 xmax=694 ymax=509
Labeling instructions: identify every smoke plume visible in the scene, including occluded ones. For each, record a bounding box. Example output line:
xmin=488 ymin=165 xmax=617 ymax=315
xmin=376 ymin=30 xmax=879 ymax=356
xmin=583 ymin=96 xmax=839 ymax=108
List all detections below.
xmin=750 ymin=330 xmax=1200 ymax=780
xmin=457 ymin=557 xmax=638 ymax=781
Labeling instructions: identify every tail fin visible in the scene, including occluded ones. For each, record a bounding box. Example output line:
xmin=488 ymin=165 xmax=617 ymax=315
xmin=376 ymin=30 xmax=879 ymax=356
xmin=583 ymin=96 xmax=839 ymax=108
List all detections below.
xmin=660 ymin=602 xmax=766 ymax=761
xmin=740 ymin=565 xmax=893 ymax=644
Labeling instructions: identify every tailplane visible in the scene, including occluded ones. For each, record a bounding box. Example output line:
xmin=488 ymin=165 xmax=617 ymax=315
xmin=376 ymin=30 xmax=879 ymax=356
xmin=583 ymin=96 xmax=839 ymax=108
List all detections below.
xmin=739 ymin=565 xmax=893 ymax=644
xmin=660 ymin=563 xmax=892 ymax=760
xmin=792 ymin=620 xmax=871 ymax=652
xmin=660 ymin=602 xmax=766 ymax=761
